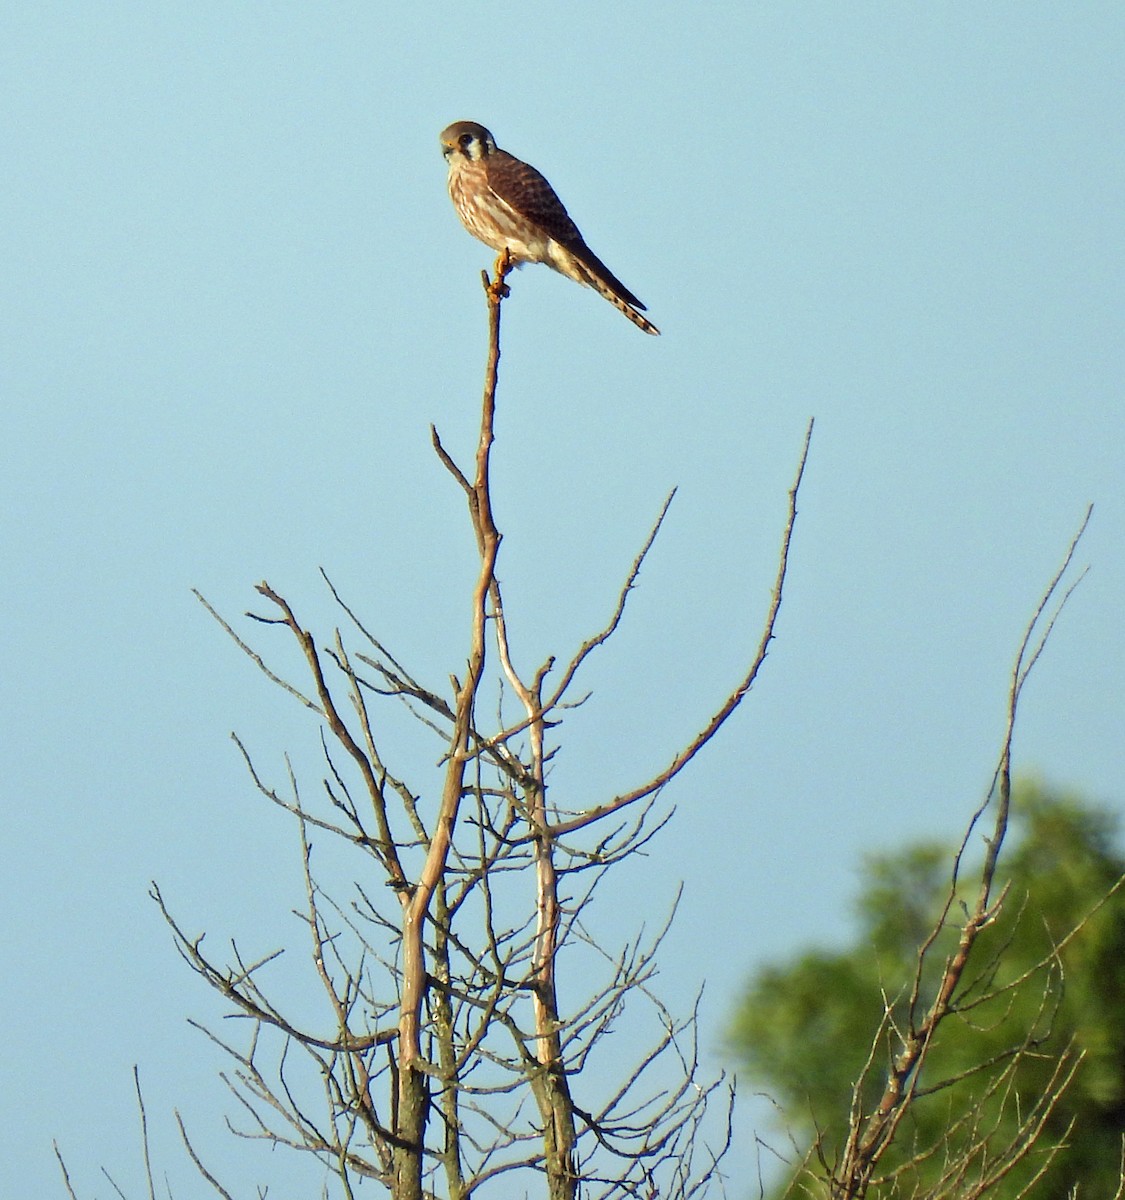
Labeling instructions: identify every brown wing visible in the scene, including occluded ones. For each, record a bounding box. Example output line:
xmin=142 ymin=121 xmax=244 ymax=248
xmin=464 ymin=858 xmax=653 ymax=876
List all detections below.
xmin=486 ymin=150 xmax=648 ymax=311
xmin=485 ymin=149 xmax=586 ymax=245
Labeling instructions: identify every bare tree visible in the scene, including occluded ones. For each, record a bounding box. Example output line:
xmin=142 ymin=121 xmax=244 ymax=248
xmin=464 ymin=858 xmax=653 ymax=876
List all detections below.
xmin=137 ymin=253 xmax=813 ymax=1199
xmin=757 ymin=508 xmax=1124 ymax=1200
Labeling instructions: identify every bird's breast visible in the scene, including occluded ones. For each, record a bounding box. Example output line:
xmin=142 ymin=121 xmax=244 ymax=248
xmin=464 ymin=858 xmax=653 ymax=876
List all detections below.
xmin=447 ymin=161 xmax=551 ymax=264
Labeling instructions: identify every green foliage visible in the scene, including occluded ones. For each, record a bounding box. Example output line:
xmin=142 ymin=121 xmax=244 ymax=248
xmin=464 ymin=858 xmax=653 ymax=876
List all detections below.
xmin=727 ymin=782 xmax=1125 ymax=1198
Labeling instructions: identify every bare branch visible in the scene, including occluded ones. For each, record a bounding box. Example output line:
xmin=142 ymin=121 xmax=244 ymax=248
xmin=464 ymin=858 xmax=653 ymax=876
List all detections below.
xmin=550 ymin=416 xmax=814 ymax=838
xmin=176 ymin=1111 xmax=237 ymax=1200
xmin=827 ymin=506 xmax=1095 ymax=1199
xmin=52 ymin=1143 xmax=81 ymax=1200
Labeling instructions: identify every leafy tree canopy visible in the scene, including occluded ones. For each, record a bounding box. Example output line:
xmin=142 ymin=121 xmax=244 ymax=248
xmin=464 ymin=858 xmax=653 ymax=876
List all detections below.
xmin=727 ymin=782 xmax=1125 ymax=1198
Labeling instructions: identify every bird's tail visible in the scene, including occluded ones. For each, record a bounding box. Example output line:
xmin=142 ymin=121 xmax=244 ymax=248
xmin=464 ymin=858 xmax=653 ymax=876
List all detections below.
xmin=571 ymin=250 xmax=661 ymax=336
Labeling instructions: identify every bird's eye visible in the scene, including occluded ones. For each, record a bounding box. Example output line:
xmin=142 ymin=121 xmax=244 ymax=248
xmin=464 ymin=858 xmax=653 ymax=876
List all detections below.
xmin=459 ymin=133 xmax=474 ymax=148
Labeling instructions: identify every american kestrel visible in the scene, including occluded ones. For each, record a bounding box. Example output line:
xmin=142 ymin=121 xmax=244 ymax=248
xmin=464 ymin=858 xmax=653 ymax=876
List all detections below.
xmin=440 ymin=121 xmax=659 ymax=336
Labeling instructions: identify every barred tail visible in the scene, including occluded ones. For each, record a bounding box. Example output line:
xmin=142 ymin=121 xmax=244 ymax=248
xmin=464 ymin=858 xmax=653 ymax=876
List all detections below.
xmin=558 ymin=244 xmax=661 ymax=336
xmin=590 ymin=274 xmax=661 ymax=335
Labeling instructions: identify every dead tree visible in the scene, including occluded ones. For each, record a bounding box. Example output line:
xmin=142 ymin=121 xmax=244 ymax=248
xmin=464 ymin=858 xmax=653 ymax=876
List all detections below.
xmin=148 ymin=254 xmax=813 ymax=1199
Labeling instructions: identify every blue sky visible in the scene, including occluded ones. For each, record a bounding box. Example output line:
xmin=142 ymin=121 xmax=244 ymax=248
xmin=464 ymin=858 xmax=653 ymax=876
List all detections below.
xmin=2 ymin=4 xmax=1122 ymax=1196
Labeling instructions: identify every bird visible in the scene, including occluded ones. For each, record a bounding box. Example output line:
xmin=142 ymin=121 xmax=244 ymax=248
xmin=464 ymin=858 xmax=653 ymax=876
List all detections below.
xmin=440 ymin=121 xmax=659 ymax=336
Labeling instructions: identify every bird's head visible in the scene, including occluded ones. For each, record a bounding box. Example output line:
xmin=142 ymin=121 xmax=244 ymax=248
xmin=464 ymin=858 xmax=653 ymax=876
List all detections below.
xmin=440 ymin=121 xmax=496 ymax=164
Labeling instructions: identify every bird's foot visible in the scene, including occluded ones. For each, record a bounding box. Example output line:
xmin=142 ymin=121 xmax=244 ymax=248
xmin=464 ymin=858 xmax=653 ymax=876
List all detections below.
xmin=485 ymin=249 xmax=513 ymax=300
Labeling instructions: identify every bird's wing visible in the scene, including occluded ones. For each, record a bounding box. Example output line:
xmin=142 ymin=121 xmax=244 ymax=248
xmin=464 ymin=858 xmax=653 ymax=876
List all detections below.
xmin=485 ymin=151 xmax=588 ymax=251
xmin=487 ymin=150 xmax=647 ymax=311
